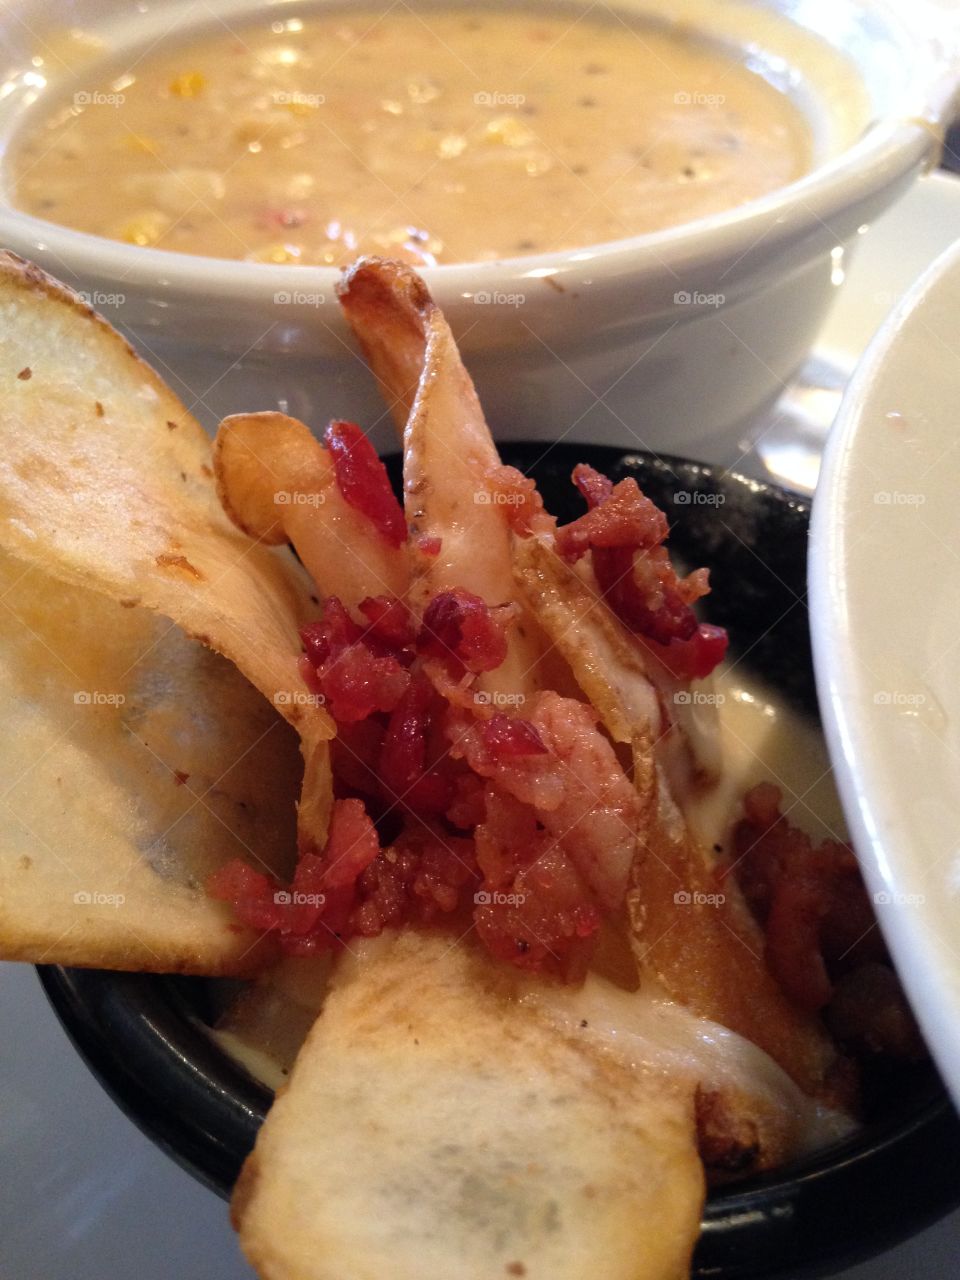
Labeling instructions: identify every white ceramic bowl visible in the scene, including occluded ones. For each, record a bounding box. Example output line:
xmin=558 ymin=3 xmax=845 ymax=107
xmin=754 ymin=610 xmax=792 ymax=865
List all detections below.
xmin=810 ymin=237 xmax=960 ymax=1112
xmin=0 ymin=0 xmax=958 ymax=457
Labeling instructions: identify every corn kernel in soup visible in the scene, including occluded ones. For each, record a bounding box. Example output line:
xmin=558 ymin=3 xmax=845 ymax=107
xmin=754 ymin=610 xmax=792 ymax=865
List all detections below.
xmin=11 ymin=8 xmax=810 ymax=264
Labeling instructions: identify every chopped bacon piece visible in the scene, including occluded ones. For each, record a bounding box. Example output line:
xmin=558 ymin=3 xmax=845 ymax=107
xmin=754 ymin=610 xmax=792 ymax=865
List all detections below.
xmin=556 ymin=463 xmax=727 ymax=675
xmin=207 ymin=799 xmax=382 ymax=952
xmin=732 ymin=783 xmax=885 ymax=1012
xmin=487 ymin=464 xmax=555 ymax=535
xmin=324 ymin=419 xmax=407 ymax=548
xmin=301 ymin=597 xmax=361 ymax=667
xmin=571 ymin=462 xmax=613 ymax=509
xmin=480 ymin=713 xmax=548 ymax=757
xmin=474 ymin=790 xmax=600 ymax=980
xmin=358 ymin=595 xmax=416 ymax=650
xmin=418 ymin=588 xmax=513 ymax=675
xmin=646 ymin=622 xmax=729 ymax=681
xmin=453 ymin=692 xmax=639 ymax=912
xmin=311 ymin=637 xmax=410 ymax=723
xmin=380 ymin=676 xmax=450 ymax=814
xmin=353 ymin=828 xmax=479 ymax=936
xmin=556 ymin=465 xmax=668 ymax=560
xmin=317 ymin=796 xmax=382 ymax=890
xmin=300 ymin=597 xmax=411 ymax=722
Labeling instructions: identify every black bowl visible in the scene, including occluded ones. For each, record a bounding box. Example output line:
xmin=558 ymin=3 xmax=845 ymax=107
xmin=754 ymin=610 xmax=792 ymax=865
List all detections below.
xmin=38 ymin=445 xmax=960 ymax=1278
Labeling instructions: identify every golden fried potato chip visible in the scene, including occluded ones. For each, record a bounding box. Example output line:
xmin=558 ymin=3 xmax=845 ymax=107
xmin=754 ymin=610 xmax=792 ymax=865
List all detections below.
xmin=0 ymin=550 xmax=300 ymax=974
xmin=339 ymin=257 xmax=546 ymax=695
xmin=0 ymin=252 xmax=334 ymax=847
xmin=214 ymin=411 xmax=409 ymax=603
xmin=233 ymin=931 xmax=704 ymax=1280
xmin=513 ymin=534 xmax=662 ymax=746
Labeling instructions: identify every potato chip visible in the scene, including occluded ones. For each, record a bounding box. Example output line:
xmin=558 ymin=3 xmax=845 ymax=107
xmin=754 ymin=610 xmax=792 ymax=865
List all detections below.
xmin=339 ymin=258 xmax=546 ymax=696
xmin=0 ymin=252 xmax=333 ymax=849
xmin=214 ymin=411 xmax=409 ymax=603
xmin=0 ymin=550 xmax=300 ymax=973
xmin=234 ymin=931 xmax=705 ymax=1280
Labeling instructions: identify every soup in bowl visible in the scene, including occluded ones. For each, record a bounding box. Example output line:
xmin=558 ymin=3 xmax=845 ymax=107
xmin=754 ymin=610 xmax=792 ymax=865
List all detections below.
xmin=0 ymin=0 xmax=956 ymax=459
xmin=10 ymin=7 xmax=812 ymax=265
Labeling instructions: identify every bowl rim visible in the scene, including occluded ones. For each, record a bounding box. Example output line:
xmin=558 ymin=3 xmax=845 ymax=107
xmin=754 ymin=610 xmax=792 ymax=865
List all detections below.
xmin=29 ymin=444 xmax=960 ymax=1280
xmin=809 ymin=237 xmax=960 ymax=1118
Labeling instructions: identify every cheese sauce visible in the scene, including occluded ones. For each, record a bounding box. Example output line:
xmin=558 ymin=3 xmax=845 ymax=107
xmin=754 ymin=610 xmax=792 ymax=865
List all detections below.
xmin=10 ymin=8 xmax=810 ymax=264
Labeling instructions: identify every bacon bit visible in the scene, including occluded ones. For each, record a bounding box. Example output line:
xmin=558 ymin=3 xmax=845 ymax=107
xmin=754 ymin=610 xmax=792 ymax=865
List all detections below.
xmin=358 ymin=595 xmax=416 ymax=650
xmin=732 ymin=783 xmax=885 ymax=1012
xmin=571 ymin=462 xmax=613 ymax=509
xmin=646 ymin=623 xmax=729 ymax=681
xmin=208 ymin=799 xmax=382 ymax=951
xmin=16 ymin=367 xmax=31 ymax=381
xmin=380 ymin=677 xmax=450 ymax=814
xmin=416 ymin=533 xmax=442 ymax=557
xmin=323 ymin=420 xmax=407 ymax=548
xmin=166 ymin=420 xmax=179 ymax=430
xmin=487 ymin=464 xmax=555 ymax=535
xmin=557 ymin=465 xmax=667 ymax=559
xmin=419 ymin=588 xmax=513 ymax=675
xmin=474 ymin=790 xmax=600 ymax=980
xmin=95 ymin=401 xmax=105 ymax=417
xmin=300 ymin=597 xmax=410 ymax=722
xmin=556 ymin=463 xmax=727 ymax=674
xmin=207 ymin=859 xmax=286 ymax=933
xmin=301 ymin=598 xmax=361 ymax=665
xmin=352 ymin=828 xmax=479 ymax=937
xmin=481 ymin=713 xmax=548 ymax=757
xmin=317 ymin=644 xmax=410 ymax=723
xmin=155 ymin=552 xmax=204 ymax=580
xmin=317 ymin=796 xmax=382 ymax=889
xmin=173 ymin=770 xmax=190 ymax=786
